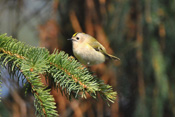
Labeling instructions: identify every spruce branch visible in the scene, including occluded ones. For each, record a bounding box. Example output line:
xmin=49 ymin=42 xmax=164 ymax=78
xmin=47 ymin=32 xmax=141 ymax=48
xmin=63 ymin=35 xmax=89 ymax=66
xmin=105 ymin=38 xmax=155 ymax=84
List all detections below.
xmin=48 ymin=51 xmax=100 ymax=99
xmin=0 ymin=34 xmax=117 ymax=116
xmin=0 ymin=34 xmax=58 ymax=116
xmin=20 ymin=48 xmax=58 ymax=116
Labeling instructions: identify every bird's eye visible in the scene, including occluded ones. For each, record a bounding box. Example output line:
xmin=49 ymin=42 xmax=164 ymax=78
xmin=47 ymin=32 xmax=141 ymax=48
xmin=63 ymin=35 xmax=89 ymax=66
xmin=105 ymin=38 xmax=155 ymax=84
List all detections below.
xmin=76 ymin=37 xmax=79 ymax=40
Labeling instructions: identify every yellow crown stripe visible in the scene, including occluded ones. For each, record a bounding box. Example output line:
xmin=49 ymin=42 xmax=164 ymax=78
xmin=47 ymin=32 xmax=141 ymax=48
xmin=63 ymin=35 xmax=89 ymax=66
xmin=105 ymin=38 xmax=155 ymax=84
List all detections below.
xmin=73 ymin=32 xmax=79 ymax=37
xmin=72 ymin=32 xmax=85 ymax=37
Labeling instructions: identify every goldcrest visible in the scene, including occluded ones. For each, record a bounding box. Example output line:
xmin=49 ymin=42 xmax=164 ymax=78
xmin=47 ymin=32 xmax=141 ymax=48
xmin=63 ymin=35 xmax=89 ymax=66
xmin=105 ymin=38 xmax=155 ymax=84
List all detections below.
xmin=68 ymin=32 xmax=120 ymax=65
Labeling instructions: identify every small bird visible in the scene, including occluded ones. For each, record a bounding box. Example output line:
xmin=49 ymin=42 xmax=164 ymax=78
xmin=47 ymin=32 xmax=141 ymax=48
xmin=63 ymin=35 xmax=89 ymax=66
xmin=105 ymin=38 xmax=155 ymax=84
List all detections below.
xmin=68 ymin=32 xmax=120 ymax=65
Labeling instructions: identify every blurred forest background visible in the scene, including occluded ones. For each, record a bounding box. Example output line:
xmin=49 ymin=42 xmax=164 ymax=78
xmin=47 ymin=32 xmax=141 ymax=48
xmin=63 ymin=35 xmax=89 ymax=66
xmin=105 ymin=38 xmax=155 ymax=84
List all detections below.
xmin=0 ymin=0 xmax=175 ymax=117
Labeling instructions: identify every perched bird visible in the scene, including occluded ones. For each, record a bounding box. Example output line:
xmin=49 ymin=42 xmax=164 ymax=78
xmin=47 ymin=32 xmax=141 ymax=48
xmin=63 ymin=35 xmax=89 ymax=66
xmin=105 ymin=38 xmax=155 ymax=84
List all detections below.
xmin=68 ymin=32 xmax=120 ymax=65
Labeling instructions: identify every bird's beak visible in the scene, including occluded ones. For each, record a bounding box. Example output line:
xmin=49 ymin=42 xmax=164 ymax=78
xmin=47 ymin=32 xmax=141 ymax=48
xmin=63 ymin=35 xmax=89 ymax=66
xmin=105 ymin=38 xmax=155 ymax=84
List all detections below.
xmin=67 ymin=38 xmax=73 ymax=41
xmin=67 ymin=38 xmax=77 ymax=41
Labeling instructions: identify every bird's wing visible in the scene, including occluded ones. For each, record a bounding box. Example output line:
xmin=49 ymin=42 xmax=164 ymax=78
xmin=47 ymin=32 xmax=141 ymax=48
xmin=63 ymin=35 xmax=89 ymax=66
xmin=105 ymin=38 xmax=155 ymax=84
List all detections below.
xmin=87 ymin=40 xmax=120 ymax=60
xmin=88 ymin=40 xmax=107 ymax=55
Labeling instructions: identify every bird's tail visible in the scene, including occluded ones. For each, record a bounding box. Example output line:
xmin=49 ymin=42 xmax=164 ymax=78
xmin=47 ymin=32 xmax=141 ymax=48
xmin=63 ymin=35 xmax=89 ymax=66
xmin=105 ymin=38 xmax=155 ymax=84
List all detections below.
xmin=106 ymin=54 xmax=120 ymax=61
